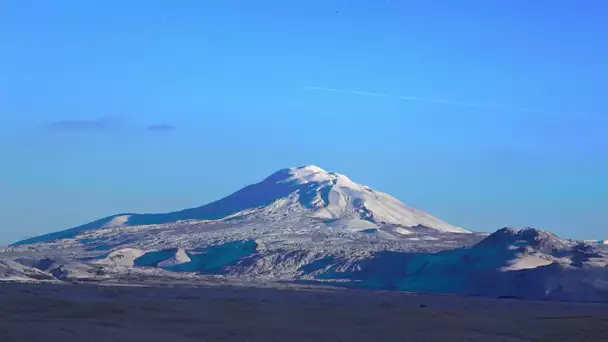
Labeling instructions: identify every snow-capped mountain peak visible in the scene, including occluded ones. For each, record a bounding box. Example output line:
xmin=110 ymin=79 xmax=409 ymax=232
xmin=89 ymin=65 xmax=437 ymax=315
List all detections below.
xmin=5 ymin=166 xmax=608 ymax=303
xmin=237 ymin=165 xmax=467 ymax=233
xmin=266 ymin=165 xmax=354 ymax=186
xmin=477 ymin=227 xmax=572 ymax=252
xmin=13 ymin=165 xmax=467 ymax=246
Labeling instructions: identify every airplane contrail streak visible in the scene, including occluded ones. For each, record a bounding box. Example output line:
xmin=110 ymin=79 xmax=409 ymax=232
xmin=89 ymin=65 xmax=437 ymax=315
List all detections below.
xmin=303 ymin=86 xmax=539 ymax=113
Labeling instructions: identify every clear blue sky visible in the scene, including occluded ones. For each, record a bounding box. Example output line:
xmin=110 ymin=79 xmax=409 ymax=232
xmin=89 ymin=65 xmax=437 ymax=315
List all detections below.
xmin=1 ymin=1 xmax=606 ymax=244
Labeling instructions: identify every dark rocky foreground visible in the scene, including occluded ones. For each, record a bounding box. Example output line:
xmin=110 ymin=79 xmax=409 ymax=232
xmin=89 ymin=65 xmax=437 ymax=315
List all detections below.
xmin=1 ymin=281 xmax=607 ymax=342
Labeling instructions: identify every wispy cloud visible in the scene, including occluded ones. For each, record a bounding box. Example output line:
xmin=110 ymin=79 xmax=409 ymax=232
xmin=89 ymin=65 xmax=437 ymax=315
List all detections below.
xmin=146 ymin=124 xmax=177 ymax=132
xmin=45 ymin=117 xmax=123 ymax=131
xmin=43 ymin=118 xmax=177 ymax=133
xmin=303 ymin=86 xmax=540 ymax=114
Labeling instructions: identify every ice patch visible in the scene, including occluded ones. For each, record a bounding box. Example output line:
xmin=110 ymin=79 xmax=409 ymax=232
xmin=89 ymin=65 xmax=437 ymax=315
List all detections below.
xmin=394 ymin=227 xmax=412 ymax=235
xmin=102 ymin=215 xmax=131 ymax=228
xmin=501 ymin=255 xmax=554 ymax=271
xmin=93 ymin=248 xmax=146 ymax=267
xmin=324 ymin=218 xmax=379 ymax=231
xmin=157 ymin=248 xmax=191 ymax=268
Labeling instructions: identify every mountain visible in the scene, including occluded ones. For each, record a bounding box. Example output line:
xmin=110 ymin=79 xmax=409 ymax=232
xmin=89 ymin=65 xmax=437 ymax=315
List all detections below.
xmin=335 ymin=227 xmax=608 ymax=301
xmin=13 ymin=165 xmax=467 ymax=246
xmin=3 ymin=166 xmax=608 ymax=302
xmin=0 ymin=258 xmax=55 ymax=281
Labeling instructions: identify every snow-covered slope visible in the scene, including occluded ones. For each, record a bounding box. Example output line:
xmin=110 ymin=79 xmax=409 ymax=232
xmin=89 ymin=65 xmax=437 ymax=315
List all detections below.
xmin=311 ymin=227 xmax=608 ymax=301
xmin=91 ymin=248 xmax=146 ymax=267
xmin=4 ymin=166 xmax=607 ymax=302
xmin=0 ymin=258 xmax=55 ymax=281
xmin=16 ymin=257 xmax=104 ymax=280
xmin=13 ymin=165 xmax=467 ymax=246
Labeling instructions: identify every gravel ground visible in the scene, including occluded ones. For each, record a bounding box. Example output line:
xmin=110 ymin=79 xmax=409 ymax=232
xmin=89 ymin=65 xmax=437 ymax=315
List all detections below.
xmin=1 ymin=281 xmax=607 ymax=342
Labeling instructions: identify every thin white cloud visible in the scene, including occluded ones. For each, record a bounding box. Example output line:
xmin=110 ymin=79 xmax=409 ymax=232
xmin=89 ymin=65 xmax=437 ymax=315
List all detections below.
xmin=303 ymin=86 xmax=538 ymax=113
xmin=45 ymin=117 xmax=124 ymax=131
xmin=146 ymin=124 xmax=178 ymax=132
xmin=43 ymin=117 xmax=177 ymax=133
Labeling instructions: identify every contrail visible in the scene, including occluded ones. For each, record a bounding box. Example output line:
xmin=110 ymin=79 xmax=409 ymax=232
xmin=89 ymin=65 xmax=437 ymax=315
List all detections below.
xmin=303 ymin=86 xmax=539 ymax=113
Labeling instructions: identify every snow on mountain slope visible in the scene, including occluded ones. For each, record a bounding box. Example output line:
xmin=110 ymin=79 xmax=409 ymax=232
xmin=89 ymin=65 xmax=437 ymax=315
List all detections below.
xmin=157 ymin=248 xmax=191 ymax=268
xmin=312 ymin=228 xmax=608 ymax=301
xmin=24 ymin=257 xmax=103 ymax=280
xmin=92 ymin=248 xmax=146 ymax=267
xmin=13 ymin=165 xmax=467 ymax=246
xmin=6 ymin=166 xmax=608 ymax=302
xmin=0 ymin=258 xmax=55 ymax=281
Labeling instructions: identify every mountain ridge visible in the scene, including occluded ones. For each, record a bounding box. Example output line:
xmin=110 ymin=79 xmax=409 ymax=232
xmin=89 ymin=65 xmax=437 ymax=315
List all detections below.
xmin=2 ymin=163 xmax=608 ymax=301
xmin=14 ymin=165 xmax=467 ymax=246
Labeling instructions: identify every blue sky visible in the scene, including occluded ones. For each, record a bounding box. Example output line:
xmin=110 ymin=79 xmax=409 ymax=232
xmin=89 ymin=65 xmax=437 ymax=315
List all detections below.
xmin=1 ymin=1 xmax=606 ymax=244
